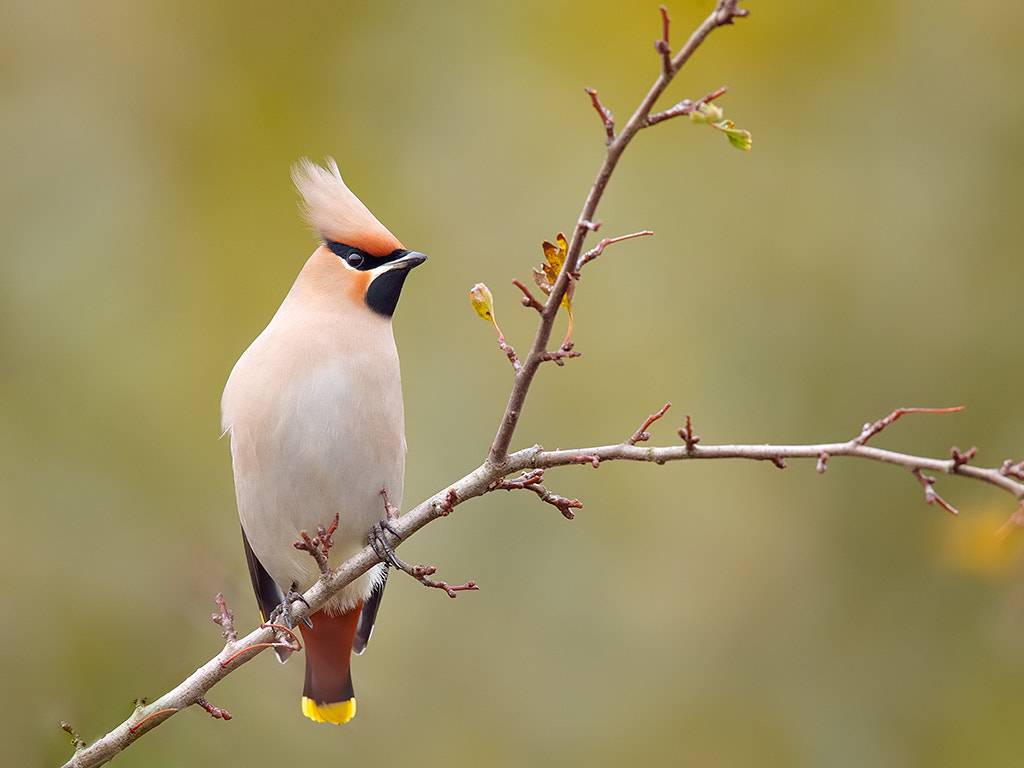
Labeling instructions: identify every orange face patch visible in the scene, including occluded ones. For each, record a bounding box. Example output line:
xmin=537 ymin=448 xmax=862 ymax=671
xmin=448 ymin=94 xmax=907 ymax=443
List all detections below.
xmin=348 ymin=268 xmax=372 ymax=307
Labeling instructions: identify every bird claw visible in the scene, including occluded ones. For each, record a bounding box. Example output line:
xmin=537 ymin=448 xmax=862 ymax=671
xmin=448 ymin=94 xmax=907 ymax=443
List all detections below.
xmin=267 ymin=585 xmax=312 ymax=630
xmin=369 ymin=519 xmax=404 ymax=569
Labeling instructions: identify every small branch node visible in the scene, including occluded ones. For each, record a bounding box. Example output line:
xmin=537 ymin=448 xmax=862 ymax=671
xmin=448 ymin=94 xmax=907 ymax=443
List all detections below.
xmin=627 ymin=402 xmax=672 ymax=445
xmin=489 ymin=469 xmax=583 ymax=519
xmin=584 ymin=87 xmax=616 ymax=144
xmin=211 ymin=593 xmax=238 ymax=642
xmin=913 ymin=468 xmax=959 ymax=516
xmin=579 ymin=218 xmax=602 ymax=232
xmin=714 ymin=0 xmax=751 ymax=25
xmin=61 ymin=722 xmax=86 ymax=752
xmin=196 ymin=697 xmax=233 ymax=721
xmin=854 ymin=406 xmax=964 ymax=446
xmin=542 ymin=343 xmax=582 ymax=366
xmin=1000 ymin=459 xmax=1024 ymax=481
xmin=678 ymin=414 xmax=701 ymax=451
xmin=573 ymin=454 xmax=601 ymax=468
xmin=816 ymin=452 xmax=829 ymax=474
xmin=434 ymin=487 xmax=458 ymax=517
xmin=500 ymin=338 xmax=523 ymax=371
xmin=647 ymin=87 xmax=727 ymax=128
xmin=385 ymin=550 xmax=478 ymax=598
xmin=656 ymin=5 xmax=673 ymax=75
xmin=512 ymin=279 xmax=545 ymax=313
xmin=576 ymin=230 xmax=654 ymax=272
xmin=770 ymin=457 xmax=787 ymax=469
xmin=950 ymin=445 xmax=978 ymax=471
xmin=293 ymin=512 xmax=340 ymax=578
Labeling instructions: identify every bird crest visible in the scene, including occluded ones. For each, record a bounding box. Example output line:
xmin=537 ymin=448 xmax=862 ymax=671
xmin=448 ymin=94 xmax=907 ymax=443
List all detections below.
xmin=291 ymin=157 xmax=403 ymax=256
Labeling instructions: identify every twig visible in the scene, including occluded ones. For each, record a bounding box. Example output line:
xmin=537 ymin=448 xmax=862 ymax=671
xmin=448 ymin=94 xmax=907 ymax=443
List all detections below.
xmin=656 ymin=5 xmax=673 ymax=76
xmin=396 ymin=560 xmax=478 ymax=598
xmin=951 ymin=445 xmax=977 ymax=470
xmin=489 ymin=469 xmax=584 ymax=520
xmin=210 ymin=592 xmax=237 ymax=642
xmin=576 ymin=230 xmax=654 ymax=272
xmin=541 ymin=342 xmax=581 ymax=366
xmin=585 ymin=88 xmax=616 ymax=144
xmin=196 ymin=697 xmax=232 ymax=721
xmin=1000 ymin=460 xmax=1024 ymax=481
xmin=487 ymin=0 xmax=749 ymax=466
xmin=627 ymin=402 xmax=672 ymax=445
xmin=647 ymin=86 xmax=729 ymax=127
xmin=512 ymin=279 xmax=545 ymax=312
xmin=913 ymin=469 xmax=959 ymax=516
xmin=678 ymin=413 xmax=700 ymax=451
xmin=855 ymin=406 xmax=964 ymax=445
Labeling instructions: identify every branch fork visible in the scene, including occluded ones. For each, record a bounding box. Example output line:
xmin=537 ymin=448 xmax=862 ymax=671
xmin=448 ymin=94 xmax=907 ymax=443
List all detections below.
xmin=489 ymin=469 xmax=583 ymax=520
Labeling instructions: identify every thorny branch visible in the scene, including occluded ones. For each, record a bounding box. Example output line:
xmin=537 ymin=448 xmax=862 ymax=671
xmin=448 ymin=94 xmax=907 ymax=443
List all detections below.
xmin=59 ymin=3 xmax=1024 ymax=765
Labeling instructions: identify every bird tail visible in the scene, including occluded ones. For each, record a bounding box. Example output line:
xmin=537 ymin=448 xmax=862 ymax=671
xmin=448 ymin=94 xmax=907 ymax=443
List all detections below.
xmin=298 ymin=607 xmax=363 ymax=724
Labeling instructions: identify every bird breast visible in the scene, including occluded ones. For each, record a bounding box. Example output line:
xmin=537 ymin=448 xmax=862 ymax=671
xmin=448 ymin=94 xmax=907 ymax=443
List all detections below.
xmin=222 ymin=303 xmax=405 ymax=601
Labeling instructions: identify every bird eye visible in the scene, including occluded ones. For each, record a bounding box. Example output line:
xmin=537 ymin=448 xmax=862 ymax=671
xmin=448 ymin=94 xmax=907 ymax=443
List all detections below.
xmin=345 ymin=252 xmax=365 ymax=269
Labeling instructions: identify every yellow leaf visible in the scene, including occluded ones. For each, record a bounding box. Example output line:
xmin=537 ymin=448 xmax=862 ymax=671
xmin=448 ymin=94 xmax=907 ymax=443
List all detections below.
xmin=470 ymin=282 xmax=505 ymax=343
xmin=469 ymin=282 xmax=496 ymax=324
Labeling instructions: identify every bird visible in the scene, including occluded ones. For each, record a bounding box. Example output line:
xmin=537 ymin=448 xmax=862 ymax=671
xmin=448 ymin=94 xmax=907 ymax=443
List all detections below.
xmin=221 ymin=157 xmax=425 ymax=724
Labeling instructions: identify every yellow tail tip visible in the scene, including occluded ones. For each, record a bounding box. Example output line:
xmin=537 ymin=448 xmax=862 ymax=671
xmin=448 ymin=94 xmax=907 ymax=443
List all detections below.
xmin=302 ymin=696 xmax=356 ymax=724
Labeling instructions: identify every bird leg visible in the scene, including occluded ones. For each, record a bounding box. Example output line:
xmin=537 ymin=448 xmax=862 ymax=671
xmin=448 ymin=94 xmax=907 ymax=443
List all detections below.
xmin=266 ymin=584 xmax=313 ymax=631
xmin=369 ymin=489 xmax=404 ymax=566
xmin=370 ymin=490 xmax=478 ymax=598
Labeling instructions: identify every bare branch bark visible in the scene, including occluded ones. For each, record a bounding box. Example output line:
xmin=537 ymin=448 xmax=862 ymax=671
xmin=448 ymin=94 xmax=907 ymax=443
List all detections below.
xmin=60 ymin=401 xmax=1024 ymax=766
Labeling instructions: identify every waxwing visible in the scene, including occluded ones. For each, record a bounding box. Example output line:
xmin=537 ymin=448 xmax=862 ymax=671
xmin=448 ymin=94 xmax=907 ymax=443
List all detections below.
xmin=222 ymin=157 xmax=425 ymax=723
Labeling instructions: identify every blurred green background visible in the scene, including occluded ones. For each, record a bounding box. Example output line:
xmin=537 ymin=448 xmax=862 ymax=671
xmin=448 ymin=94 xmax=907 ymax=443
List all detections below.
xmin=4 ymin=0 xmax=1024 ymax=765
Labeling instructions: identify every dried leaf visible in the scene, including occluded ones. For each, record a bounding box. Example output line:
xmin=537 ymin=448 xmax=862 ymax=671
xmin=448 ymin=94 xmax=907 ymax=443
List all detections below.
xmin=534 ymin=233 xmax=572 ymax=311
xmin=531 ymin=234 xmax=575 ymax=346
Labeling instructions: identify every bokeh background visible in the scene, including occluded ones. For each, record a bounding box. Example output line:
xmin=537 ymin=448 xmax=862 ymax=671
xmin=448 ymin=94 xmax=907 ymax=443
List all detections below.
xmin=4 ymin=1 xmax=1024 ymax=765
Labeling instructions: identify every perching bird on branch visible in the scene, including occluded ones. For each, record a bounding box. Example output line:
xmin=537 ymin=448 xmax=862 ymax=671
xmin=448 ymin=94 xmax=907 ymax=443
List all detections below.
xmin=221 ymin=158 xmax=425 ymax=723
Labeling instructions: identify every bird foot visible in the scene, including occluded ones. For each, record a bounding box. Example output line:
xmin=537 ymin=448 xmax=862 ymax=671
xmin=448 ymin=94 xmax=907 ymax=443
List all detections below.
xmin=267 ymin=585 xmax=313 ymax=630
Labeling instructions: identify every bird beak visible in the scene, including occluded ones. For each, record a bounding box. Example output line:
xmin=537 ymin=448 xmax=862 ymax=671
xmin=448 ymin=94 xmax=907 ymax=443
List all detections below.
xmin=390 ymin=251 xmax=427 ymax=270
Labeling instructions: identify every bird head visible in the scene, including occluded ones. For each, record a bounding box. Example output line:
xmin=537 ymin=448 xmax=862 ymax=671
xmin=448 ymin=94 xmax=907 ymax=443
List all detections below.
xmin=291 ymin=157 xmax=426 ymax=317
